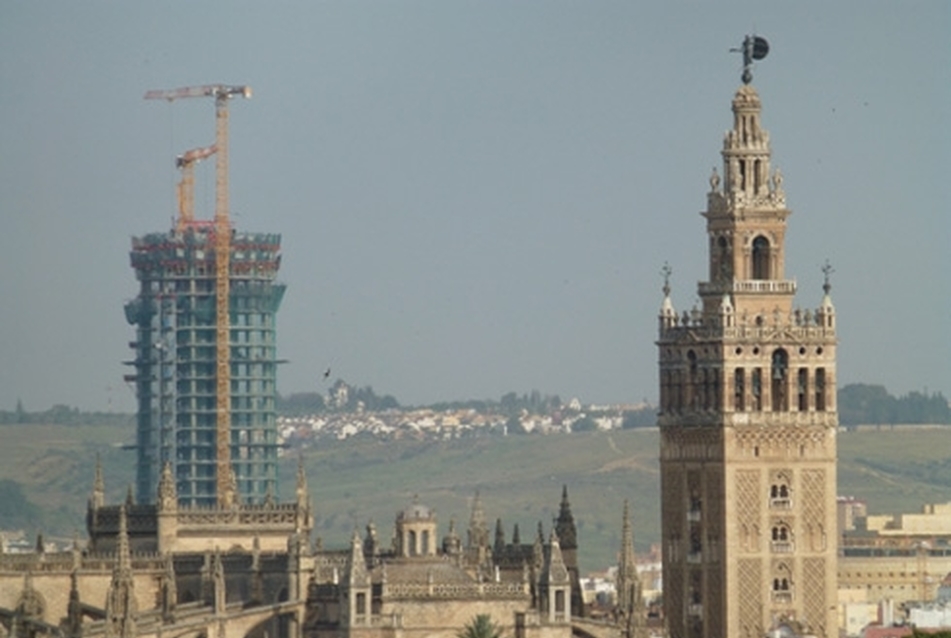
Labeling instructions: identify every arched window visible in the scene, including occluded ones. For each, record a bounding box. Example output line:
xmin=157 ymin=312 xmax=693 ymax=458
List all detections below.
xmin=797 ymin=368 xmax=808 ymax=411
xmin=770 ymin=473 xmax=792 ymax=509
xmin=687 ymin=351 xmax=698 ymax=410
xmin=771 ymin=349 xmax=789 ymax=412
xmin=772 ymin=578 xmax=790 ymax=592
xmin=771 ymin=526 xmax=788 ymax=541
xmin=716 ymin=236 xmax=732 ymax=280
xmin=751 ymin=368 xmax=763 ymax=411
xmin=815 ymin=368 xmax=827 ymax=412
xmin=752 ymin=236 xmax=770 ymax=280
xmin=734 ymin=368 xmax=745 ymax=411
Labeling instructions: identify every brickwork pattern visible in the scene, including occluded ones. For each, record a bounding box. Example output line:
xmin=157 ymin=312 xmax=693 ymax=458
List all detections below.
xmin=737 ymin=558 xmax=762 ymax=638
xmin=801 ymin=557 xmax=825 ymax=637
xmin=801 ymin=469 xmax=825 ymax=551
xmin=735 ymin=470 xmax=760 ymax=552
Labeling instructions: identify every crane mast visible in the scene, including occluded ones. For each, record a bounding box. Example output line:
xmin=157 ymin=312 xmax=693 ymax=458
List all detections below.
xmin=175 ymin=144 xmax=217 ymax=232
xmin=145 ymin=85 xmax=251 ymax=506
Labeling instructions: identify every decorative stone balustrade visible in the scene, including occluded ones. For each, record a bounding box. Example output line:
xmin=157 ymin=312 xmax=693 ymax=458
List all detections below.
xmin=698 ymin=279 xmax=796 ymax=296
xmin=382 ymin=581 xmax=529 ymax=600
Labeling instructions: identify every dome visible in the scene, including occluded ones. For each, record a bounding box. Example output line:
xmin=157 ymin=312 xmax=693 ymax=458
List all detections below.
xmin=399 ymin=501 xmax=434 ymax=521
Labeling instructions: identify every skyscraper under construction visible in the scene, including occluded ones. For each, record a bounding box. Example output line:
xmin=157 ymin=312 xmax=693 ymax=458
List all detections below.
xmin=125 ymin=85 xmax=284 ymax=507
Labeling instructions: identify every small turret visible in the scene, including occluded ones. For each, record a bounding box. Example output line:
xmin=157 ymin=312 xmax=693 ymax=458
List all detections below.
xmin=219 ymin=466 xmax=238 ymax=509
xmin=160 ymin=553 xmax=177 ymax=622
xmin=718 ymin=292 xmax=735 ymax=327
xmin=347 ymin=531 xmax=369 ymax=583
xmin=344 ymin=529 xmax=372 ymax=627
xmin=364 ymin=520 xmax=379 ymax=561
xmin=91 ymin=454 xmax=105 ymax=510
xmin=157 ymin=461 xmax=177 ymax=511
xmin=539 ymin=529 xmax=571 ymax=623
xmin=211 ymin=548 xmax=225 ymax=613
xmin=816 ymin=260 xmax=836 ymax=329
xmin=467 ymin=491 xmax=489 ymax=549
xmin=442 ymin=517 xmax=462 ymax=557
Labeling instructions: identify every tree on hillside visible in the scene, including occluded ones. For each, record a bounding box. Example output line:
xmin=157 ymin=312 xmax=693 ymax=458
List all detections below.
xmin=457 ymin=615 xmax=504 ymax=638
xmin=0 ymin=480 xmax=41 ymax=530
xmin=838 ymin=383 xmax=951 ymax=425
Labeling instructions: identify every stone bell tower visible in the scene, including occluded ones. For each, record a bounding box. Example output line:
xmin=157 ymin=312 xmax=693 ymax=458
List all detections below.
xmin=657 ymin=61 xmax=838 ymax=637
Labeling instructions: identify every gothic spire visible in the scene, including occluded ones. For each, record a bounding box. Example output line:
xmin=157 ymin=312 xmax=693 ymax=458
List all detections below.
xmin=554 ymin=485 xmax=577 ymax=550
xmin=346 ymin=529 xmax=369 ymax=584
xmin=494 ymin=518 xmax=506 ymax=555
xmin=468 ymin=491 xmax=489 ymax=549
xmin=616 ymin=499 xmax=643 ymax=624
xmin=104 ymin=505 xmax=137 ymax=638
xmin=91 ymin=454 xmax=105 ymax=509
xmin=157 ymin=460 xmax=177 ymax=511
xmin=67 ymin=570 xmax=83 ymax=638
xmin=115 ymin=505 xmax=132 ymax=580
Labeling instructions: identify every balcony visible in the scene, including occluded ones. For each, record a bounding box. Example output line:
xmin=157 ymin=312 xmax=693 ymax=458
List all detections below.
xmin=686 ymin=551 xmax=703 ymax=564
xmin=687 ymin=604 xmax=703 ymax=618
xmin=771 ymin=591 xmax=792 ymax=604
xmin=770 ymin=541 xmax=794 ymax=554
xmin=687 ymin=510 xmax=702 ymax=522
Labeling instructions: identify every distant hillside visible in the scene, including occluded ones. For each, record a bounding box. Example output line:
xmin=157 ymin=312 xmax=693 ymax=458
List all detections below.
xmin=3 ymin=422 xmax=951 ymax=571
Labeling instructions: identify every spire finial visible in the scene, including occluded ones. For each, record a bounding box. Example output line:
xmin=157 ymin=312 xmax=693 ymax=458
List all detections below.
xmin=732 ymin=34 xmax=769 ymax=84
xmin=822 ymin=260 xmax=834 ymax=296
xmin=661 ymin=262 xmax=672 ymax=298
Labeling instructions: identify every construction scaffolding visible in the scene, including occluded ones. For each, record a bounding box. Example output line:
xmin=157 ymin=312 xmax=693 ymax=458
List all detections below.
xmin=125 ymin=228 xmax=285 ymax=507
xmin=128 ymin=84 xmax=284 ymax=507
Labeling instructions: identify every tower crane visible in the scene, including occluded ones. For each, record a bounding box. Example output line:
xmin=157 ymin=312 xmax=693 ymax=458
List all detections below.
xmin=145 ymin=85 xmax=251 ymax=506
xmin=175 ymin=144 xmax=217 ymax=232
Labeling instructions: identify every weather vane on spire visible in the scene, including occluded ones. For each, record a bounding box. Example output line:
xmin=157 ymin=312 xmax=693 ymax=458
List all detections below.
xmin=661 ymin=262 xmax=672 ymax=298
xmin=731 ymin=34 xmax=769 ymax=84
xmin=822 ymin=260 xmax=835 ymax=295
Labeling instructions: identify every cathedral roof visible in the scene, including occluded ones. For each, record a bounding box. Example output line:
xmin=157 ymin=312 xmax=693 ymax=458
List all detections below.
xmin=373 ymin=559 xmax=473 ymax=584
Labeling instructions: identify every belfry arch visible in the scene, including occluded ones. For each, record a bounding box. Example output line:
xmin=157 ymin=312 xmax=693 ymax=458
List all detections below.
xmin=751 ymin=235 xmax=771 ymax=280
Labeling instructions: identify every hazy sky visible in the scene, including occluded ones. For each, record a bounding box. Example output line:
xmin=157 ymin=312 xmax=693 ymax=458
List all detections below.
xmin=1 ymin=3 xmax=948 ymax=412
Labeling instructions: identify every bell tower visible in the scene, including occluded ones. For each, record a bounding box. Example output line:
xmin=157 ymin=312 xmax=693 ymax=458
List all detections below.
xmin=657 ymin=39 xmax=838 ymax=638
